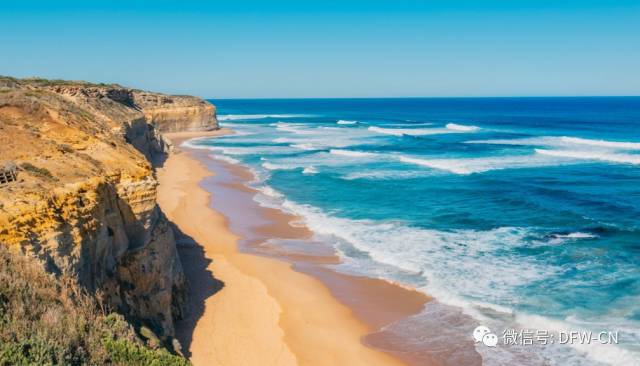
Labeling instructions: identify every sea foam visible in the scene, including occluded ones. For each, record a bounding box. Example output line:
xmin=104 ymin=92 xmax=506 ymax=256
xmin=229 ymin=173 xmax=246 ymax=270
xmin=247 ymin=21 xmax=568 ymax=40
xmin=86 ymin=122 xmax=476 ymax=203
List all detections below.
xmin=270 ymin=197 xmax=632 ymax=365
xmin=341 ymin=170 xmax=435 ymax=180
xmin=290 ymin=143 xmax=317 ymax=150
xmin=302 ymin=166 xmax=319 ymax=174
xmin=535 ymin=149 xmax=640 ymax=165
xmin=446 ymin=123 xmax=480 ymax=131
xmin=208 ymin=154 xmax=240 ymax=164
xmin=397 ymin=155 xmax=550 ymax=175
xmin=551 ymin=232 xmax=598 ymax=239
xmin=369 ymin=125 xmax=479 ymax=136
xmin=251 ymin=188 xmax=637 ymax=366
xmin=276 ymin=199 xmax=551 ymax=317
xmin=329 ymin=149 xmax=378 ymax=158
xmin=218 ymin=114 xmax=308 ymax=121
xmin=275 ymin=122 xmax=317 ymax=135
xmin=368 ymin=126 xmax=447 ymax=136
xmin=468 ymin=135 xmax=640 ymax=150
xmin=399 ymin=156 xmax=477 ymax=174
xmin=559 ymin=136 xmax=640 ymax=150
xmin=261 ymin=162 xmax=299 ymax=171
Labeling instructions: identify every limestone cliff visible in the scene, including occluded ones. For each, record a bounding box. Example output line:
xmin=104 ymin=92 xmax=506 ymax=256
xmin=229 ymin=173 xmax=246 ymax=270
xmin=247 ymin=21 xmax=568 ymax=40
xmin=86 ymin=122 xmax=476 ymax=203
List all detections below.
xmin=133 ymin=92 xmax=217 ymax=133
xmin=0 ymin=76 xmax=214 ymax=343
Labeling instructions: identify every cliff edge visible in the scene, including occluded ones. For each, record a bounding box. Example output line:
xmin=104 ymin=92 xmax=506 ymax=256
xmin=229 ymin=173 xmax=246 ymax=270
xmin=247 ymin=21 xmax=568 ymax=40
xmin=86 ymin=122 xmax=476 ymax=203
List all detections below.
xmin=0 ymin=76 xmax=217 ymax=353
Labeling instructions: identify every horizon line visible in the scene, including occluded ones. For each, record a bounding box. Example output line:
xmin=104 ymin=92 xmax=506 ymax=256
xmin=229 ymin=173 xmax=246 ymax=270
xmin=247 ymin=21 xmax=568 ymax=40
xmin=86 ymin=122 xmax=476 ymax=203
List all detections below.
xmin=205 ymin=95 xmax=640 ymax=100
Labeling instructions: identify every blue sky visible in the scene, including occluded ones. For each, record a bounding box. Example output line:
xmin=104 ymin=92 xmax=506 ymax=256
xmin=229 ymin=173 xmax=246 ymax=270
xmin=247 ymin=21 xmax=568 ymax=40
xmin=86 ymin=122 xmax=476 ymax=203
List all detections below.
xmin=0 ymin=0 xmax=638 ymax=98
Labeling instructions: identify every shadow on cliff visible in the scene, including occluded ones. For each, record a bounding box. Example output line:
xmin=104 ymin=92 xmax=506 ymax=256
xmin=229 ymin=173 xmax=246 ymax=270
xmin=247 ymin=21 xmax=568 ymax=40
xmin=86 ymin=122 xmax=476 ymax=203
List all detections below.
xmin=172 ymin=224 xmax=225 ymax=358
xmin=150 ymin=150 xmax=169 ymax=169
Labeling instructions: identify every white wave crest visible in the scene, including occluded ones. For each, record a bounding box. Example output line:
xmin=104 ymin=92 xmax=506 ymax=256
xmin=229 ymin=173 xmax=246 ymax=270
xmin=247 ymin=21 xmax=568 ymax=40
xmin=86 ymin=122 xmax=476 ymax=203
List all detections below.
xmin=329 ymin=149 xmax=377 ymax=158
xmin=224 ymin=146 xmax=292 ymax=155
xmin=302 ymin=166 xmax=318 ymax=174
xmin=256 ymin=185 xmax=284 ymax=199
xmin=317 ymin=126 xmax=342 ymax=130
xmin=341 ymin=170 xmax=435 ymax=180
xmin=446 ymin=123 xmax=480 ymax=131
xmin=219 ymin=114 xmax=308 ymax=121
xmin=337 ymin=120 xmax=357 ymax=125
xmin=273 ymin=137 xmax=292 ymax=143
xmin=466 ymin=137 xmax=555 ymax=146
xmin=276 ymin=123 xmax=316 ymax=135
xmin=291 ymin=143 xmax=317 ymax=150
xmin=278 ymin=200 xmax=551 ymax=316
xmin=261 ymin=162 xmax=299 ymax=171
xmin=369 ymin=126 xmax=437 ymax=136
xmin=535 ymin=149 xmax=640 ymax=165
xmin=386 ymin=122 xmax=434 ymax=127
xmin=559 ymin=136 xmax=640 ymax=150
xmin=208 ymin=154 xmax=240 ymax=164
xmin=398 ymin=154 xmax=570 ymax=175
xmin=552 ymin=232 xmax=598 ymax=239
xmin=399 ymin=156 xmax=476 ymax=174
xmin=368 ymin=126 xmax=475 ymax=136
xmin=468 ymin=136 xmax=640 ymax=151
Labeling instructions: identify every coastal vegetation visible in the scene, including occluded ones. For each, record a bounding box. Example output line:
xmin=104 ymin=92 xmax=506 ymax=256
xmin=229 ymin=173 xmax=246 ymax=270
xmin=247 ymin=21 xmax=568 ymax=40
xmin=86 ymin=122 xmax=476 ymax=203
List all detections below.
xmin=0 ymin=246 xmax=189 ymax=366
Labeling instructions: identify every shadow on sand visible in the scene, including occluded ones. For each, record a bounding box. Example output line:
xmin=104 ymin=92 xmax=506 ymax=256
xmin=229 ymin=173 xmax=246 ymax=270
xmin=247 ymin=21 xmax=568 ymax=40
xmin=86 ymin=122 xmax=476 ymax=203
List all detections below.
xmin=171 ymin=223 xmax=225 ymax=358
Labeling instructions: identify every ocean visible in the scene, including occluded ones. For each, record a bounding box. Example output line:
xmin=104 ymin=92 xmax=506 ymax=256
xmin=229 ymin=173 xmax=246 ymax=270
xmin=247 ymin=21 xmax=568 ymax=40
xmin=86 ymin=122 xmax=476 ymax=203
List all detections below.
xmin=188 ymin=97 xmax=640 ymax=365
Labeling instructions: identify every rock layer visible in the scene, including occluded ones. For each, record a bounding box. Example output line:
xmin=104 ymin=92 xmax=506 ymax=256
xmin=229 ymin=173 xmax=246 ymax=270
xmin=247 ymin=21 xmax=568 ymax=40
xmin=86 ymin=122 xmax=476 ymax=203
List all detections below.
xmin=133 ymin=92 xmax=217 ymax=133
xmin=0 ymin=76 xmax=213 ymax=341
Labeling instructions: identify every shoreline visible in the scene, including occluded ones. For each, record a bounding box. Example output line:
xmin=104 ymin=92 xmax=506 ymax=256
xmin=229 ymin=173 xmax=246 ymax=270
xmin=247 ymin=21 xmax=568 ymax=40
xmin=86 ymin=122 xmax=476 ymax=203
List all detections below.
xmin=157 ymin=130 xmax=419 ymax=365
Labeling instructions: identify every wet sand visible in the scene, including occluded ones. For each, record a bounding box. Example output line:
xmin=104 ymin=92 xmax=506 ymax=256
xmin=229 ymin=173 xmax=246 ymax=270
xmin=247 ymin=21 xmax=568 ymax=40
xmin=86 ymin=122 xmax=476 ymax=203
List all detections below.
xmin=158 ymin=130 xmax=419 ymax=366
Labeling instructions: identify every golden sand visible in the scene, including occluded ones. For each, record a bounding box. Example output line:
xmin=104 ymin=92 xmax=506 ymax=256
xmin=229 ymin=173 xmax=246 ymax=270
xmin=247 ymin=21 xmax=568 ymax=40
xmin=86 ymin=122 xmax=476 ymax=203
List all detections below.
xmin=157 ymin=131 xmax=408 ymax=366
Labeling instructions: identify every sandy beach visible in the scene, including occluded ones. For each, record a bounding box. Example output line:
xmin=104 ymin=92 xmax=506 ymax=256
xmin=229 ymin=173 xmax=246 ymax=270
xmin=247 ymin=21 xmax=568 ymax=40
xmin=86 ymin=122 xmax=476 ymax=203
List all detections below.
xmin=157 ymin=131 xmax=419 ymax=366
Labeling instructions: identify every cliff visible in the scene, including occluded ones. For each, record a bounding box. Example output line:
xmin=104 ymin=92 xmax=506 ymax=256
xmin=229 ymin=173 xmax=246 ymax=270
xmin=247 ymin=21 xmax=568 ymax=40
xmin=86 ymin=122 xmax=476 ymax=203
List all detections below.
xmin=0 ymin=76 xmax=217 ymax=350
xmin=133 ymin=92 xmax=217 ymax=133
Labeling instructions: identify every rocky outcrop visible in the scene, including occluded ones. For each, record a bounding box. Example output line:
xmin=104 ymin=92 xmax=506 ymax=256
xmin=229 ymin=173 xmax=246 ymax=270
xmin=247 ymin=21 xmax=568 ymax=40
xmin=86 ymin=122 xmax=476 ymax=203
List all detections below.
xmin=41 ymin=82 xmax=218 ymax=135
xmin=133 ymin=92 xmax=217 ymax=133
xmin=41 ymin=82 xmax=217 ymax=160
xmin=0 ymin=76 xmax=208 ymax=343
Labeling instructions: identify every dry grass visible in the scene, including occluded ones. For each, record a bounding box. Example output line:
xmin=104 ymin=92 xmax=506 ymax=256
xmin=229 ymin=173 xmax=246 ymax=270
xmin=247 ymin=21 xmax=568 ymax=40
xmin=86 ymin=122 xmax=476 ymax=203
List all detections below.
xmin=0 ymin=246 xmax=189 ymax=365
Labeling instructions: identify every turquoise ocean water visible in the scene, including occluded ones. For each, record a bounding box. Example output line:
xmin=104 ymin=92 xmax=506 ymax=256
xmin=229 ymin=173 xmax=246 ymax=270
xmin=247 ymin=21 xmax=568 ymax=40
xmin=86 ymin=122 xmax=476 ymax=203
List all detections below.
xmin=188 ymin=98 xmax=640 ymax=365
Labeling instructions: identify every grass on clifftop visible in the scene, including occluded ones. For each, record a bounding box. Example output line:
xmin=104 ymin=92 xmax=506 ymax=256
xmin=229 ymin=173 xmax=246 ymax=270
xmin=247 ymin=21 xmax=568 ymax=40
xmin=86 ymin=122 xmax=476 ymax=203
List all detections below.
xmin=0 ymin=246 xmax=190 ymax=366
xmin=0 ymin=75 xmax=121 ymax=89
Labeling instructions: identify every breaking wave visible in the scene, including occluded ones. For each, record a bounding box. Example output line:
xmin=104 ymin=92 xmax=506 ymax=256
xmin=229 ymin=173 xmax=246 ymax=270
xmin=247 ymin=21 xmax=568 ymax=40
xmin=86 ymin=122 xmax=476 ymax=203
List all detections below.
xmin=535 ymin=149 xmax=640 ymax=165
xmin=446 ymin=123 xmax=480 ymax=131
xmin=468 ymin=136 xmax=640 ymax=150
xmin=290 ymin=143 xmax=317 ymax=150
xmin=369 ymin=126 xmax=454 ymax=136
xmin=397 ymin=154 xmax=565 ymax=175
xmin=302 ymin=166 xmax=319 ymax=174
xmin=218 ymin=114 xmax=309 ymax=121
xmin=208 ymin=154 xmax=240 ymax=164
xmin=329 ymin=149 xmax=378 ymax=158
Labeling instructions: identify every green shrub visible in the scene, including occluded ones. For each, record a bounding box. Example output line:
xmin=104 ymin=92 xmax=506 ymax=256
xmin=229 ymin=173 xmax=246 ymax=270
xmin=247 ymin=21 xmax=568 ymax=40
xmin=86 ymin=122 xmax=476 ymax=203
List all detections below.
xmin=103 ymin=338 xmax=189 ymax=366
xmin=58 ymin=144 xmax=75 ymax=154
xmin=19 ymin=162 xmax=56 ymax=181
xmin=0 ymin=247 xmax=190 ymax=365
xmin=0 ymin=336 xmax=60 ymax=366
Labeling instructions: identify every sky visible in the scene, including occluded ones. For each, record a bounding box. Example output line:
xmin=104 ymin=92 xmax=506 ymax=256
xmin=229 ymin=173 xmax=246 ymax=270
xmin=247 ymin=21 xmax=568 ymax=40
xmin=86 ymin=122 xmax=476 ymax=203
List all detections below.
xmin=0 ymin=0 xmax=639 ymax=98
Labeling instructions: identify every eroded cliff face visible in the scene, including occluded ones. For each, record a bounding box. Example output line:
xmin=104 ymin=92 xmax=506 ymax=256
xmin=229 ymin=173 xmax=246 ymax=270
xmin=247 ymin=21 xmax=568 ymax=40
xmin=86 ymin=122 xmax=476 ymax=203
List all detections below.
xmin=133 ymin=92 xmax=217 ymax=133
xmin=44 ymin=83 xmax=218 ymax=159
xmin=0 ymin=77 xmax=210 ymax=342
